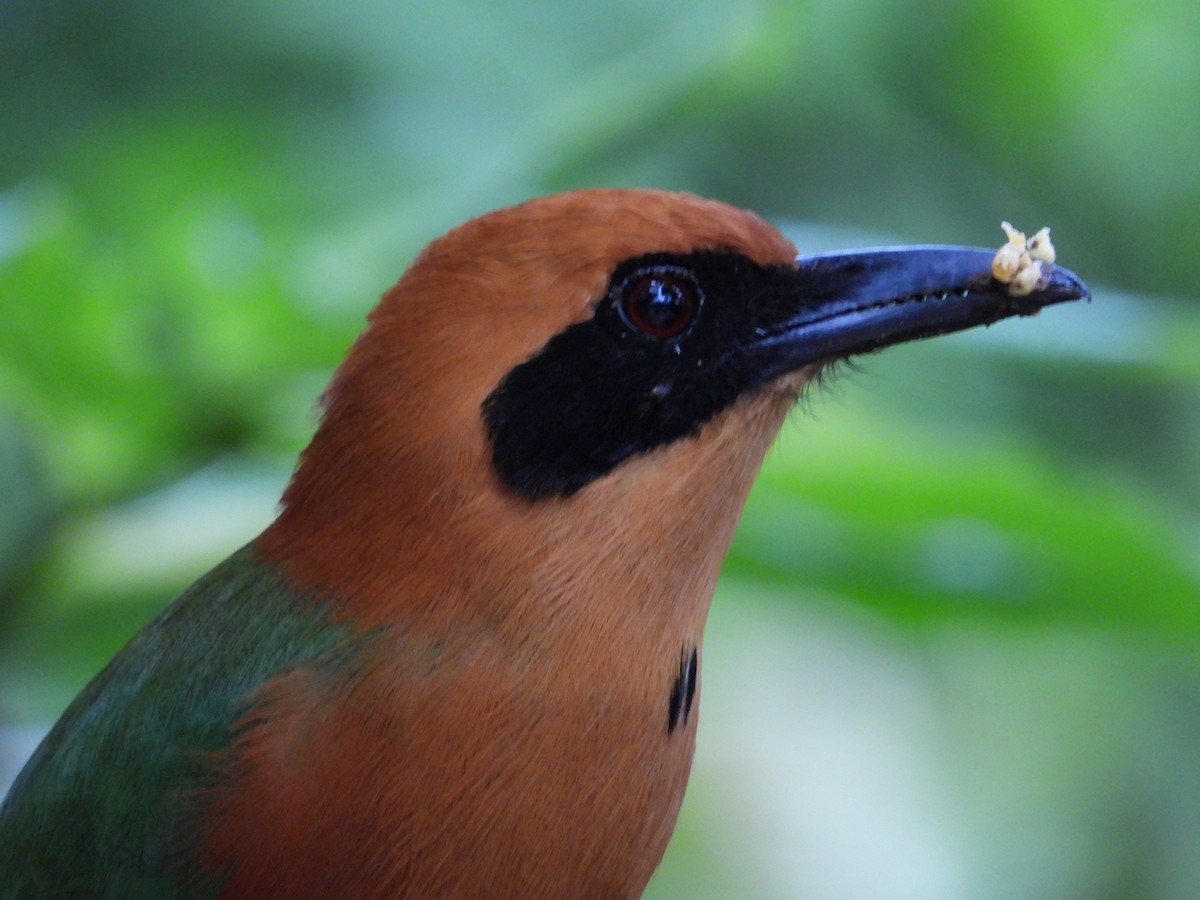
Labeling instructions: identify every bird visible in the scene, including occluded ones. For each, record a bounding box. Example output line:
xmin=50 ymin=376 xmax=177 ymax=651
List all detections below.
xmin=0 ymin=189 xmax=1088 ymax=898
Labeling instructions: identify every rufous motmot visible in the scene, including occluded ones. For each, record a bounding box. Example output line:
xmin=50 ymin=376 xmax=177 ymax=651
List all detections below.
xmin=0 ymin=189 xmax=1087 ymax=898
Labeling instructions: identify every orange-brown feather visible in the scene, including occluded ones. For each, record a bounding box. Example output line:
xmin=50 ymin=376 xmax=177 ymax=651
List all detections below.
xmin=208 ymin=190 xmax=800 ymax=896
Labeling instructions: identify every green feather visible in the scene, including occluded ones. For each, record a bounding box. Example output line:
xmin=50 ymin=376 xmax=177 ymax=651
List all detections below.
xmin=0 ymin=543 xmax=358 ymax=898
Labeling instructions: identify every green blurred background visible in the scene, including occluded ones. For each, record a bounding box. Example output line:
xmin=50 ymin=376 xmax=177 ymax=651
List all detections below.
xmin=2 ymin=0 xmax=1198 ymax=896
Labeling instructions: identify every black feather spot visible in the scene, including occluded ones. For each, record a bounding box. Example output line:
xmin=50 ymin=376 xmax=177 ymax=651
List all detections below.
xmin=667 ymin=645 xmax=699 ymax=734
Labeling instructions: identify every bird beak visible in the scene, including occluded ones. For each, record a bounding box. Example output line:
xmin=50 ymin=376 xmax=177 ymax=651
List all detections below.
xmin=749 ymin=246 xmax=1090 ymax=375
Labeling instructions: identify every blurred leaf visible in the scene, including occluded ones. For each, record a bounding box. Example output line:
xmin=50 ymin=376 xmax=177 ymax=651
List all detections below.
xmin=0 ymin=415 xmax=54 ymax=612
xmin=736 ymin=419 xmax=1200 ymax=631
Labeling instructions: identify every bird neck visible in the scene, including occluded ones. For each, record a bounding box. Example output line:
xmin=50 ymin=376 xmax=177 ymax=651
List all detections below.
xmin=257 ymin=382 xmax=796 ymax=653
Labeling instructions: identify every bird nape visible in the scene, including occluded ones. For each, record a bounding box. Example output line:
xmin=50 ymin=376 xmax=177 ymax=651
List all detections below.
xmin=0 ymin=189 xmax=1088 ymax=898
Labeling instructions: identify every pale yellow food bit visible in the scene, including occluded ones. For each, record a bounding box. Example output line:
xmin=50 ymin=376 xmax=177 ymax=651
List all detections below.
xmin=1000 ymin=221 xmax=1025 ymax=247
xmin=991 ymin=243 xmax=1025 ymax=283
xmin=991 ymin=221 xmax=1026 ymax=283
xmin=1009 ymin=260 xmax=1045 ymax=297
xmin=1027 ymin=226 xmax=1055 ymax=263
xmin=992 ymin=220 xmax=1054 ymax=296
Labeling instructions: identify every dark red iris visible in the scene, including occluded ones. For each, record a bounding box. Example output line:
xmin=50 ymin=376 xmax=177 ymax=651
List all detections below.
xmin=619 ymin=268 xmax=700 ymax=339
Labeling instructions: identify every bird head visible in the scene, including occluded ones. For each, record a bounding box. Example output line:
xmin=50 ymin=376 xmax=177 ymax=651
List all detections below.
xmin=260 ymin=189 xmax=1086 ymax=632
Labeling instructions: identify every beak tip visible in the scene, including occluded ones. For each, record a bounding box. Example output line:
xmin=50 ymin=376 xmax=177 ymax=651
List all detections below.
xmin=1044 ymin=264 xmax=1091 ymax=306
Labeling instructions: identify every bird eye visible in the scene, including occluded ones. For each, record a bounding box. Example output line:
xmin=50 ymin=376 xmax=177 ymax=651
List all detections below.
xmin=618 ymin=268 xmax=701 ymax=339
